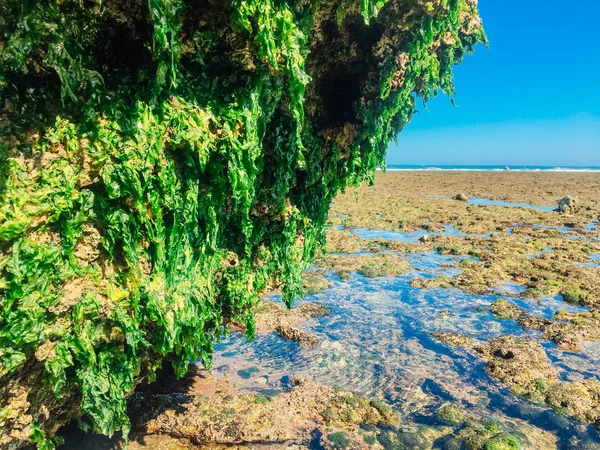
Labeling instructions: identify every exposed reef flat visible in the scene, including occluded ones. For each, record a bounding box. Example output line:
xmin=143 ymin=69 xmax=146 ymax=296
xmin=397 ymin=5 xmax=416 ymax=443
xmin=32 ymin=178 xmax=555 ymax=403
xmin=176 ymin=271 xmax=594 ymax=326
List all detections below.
xmin=329 ymin=171 xmax=600 ymax=309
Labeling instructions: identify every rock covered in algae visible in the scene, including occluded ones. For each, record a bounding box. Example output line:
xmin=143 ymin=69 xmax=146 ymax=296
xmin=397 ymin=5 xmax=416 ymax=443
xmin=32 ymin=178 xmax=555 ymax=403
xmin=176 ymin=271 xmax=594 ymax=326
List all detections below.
xmin=127 ymin=376 xmax=399 ymax=446
xmin=0 ymin=0 xmax=485 ymax=447
xmin=229 ymin=300 xmax=331 ymax=348
xmin=316 ymin=253 xmax=411 ymax=280
xmin=474 ymin=335 xmax=600 ymax=431
xmin=431 ymin=331 xmax=474 ymax=348
xmin=474 ymin=336 xmax=558 ymax=388
xmin=489 ymin=299 xmax=600 ymax=352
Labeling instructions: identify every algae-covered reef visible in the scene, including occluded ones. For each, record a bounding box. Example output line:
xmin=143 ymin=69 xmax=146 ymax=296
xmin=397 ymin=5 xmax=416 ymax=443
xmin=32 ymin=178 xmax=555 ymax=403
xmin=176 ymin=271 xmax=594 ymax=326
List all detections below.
xmin=0 ymin=0 xmax=485 ymax=447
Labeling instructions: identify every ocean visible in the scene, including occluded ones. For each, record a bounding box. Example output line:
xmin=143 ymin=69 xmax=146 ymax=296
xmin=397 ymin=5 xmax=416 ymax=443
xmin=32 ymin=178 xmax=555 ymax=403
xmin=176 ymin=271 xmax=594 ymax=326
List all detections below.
xmin=382 ymin=165 xmax=600 ymax=172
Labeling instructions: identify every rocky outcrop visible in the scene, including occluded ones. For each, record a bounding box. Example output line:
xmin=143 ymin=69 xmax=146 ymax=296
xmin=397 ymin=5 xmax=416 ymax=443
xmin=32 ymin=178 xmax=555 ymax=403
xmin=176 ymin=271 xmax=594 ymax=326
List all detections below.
xmin=475 ymin=335 xmax=600 ymax=430
xmin=557 ymin=196 xmax=578 ymax=213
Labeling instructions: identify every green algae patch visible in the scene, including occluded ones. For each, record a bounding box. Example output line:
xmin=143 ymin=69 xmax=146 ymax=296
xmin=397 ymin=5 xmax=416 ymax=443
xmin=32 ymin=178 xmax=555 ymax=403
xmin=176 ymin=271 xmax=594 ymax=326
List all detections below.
xmin=326 ymin=431 xmax=351 ymax=449
xmin=437 ymin=403 xmax=466 ymax=425
xmin=484 ymin=433 xmax=522 ymax=450
xmin=449 ymin=418 xmax=523 ymax=450
xmin=561 ymin=288 xmax=588 ymax=305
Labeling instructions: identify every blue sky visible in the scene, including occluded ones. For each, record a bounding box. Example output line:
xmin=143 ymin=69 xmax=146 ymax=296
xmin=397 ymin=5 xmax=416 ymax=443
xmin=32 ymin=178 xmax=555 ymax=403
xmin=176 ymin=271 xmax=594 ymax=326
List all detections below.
xmin=386 ymin=0 xmax=600 ymax=167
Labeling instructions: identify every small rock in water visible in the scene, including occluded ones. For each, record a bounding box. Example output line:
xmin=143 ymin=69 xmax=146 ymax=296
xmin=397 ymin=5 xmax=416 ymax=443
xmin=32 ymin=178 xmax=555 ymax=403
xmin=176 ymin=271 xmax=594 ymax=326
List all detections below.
xmin=454 ymin=193 xmax=469 ymax=201
xmin=436 ymin=403 xmax=465 ymax=425
xmin=431 ymin=331 xmax=473 ymax=347
xmin=418 ymin=234 xmax=430 ymax=243
xmin=504 ymin=165 xmax=510 ymax=171
xmin=556 ymin=195 xmax=577 ymax=213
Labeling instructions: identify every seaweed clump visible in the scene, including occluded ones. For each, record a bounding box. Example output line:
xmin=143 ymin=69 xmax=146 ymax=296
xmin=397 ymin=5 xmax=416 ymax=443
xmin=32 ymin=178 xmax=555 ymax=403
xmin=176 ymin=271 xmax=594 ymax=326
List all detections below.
xmin=0 ymin=0 xmax=485 ymax=447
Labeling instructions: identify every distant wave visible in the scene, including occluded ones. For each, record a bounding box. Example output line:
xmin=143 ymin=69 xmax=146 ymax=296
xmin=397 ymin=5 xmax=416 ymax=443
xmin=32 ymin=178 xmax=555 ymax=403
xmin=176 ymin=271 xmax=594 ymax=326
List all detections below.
xmin=380 ymin=165 xmax=600 ymax=172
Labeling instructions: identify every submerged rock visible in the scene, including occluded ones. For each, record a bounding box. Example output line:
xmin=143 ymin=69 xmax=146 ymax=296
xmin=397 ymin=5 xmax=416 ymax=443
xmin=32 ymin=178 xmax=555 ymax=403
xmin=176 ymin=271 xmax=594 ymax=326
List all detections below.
xmin=437 ymin=403 xmax=466 ymax=425
xmin=436 ymin=408 xmax=524 ymax=450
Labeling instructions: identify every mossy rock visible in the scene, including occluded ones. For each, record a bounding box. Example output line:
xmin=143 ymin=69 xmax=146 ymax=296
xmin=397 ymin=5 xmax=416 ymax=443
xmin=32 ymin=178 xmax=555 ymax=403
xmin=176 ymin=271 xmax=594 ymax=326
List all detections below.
xmin=437 ymin=403 xmax=466 ymax=425
xmin=484 ymin=433 xmax=522 ymax=450
xmin=561 ymin=289 xmax=588 ymax=305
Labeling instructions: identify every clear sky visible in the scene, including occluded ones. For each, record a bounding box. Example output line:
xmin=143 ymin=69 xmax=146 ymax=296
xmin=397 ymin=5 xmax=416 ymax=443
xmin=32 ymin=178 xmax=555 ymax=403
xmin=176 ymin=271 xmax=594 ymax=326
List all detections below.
xmin=386 ymin=0 xmax=600 ymax=167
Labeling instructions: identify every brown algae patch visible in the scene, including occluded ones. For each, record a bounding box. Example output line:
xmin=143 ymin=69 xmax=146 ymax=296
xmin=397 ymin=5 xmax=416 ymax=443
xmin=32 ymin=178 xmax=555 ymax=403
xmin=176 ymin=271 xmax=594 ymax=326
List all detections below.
xmin=489 ymin=299 xmax=600 ymax=352
xmin=229 ymin=301 xmax=331 ymax=348
xmin=474 ymin=336 xmax=600 ymax=430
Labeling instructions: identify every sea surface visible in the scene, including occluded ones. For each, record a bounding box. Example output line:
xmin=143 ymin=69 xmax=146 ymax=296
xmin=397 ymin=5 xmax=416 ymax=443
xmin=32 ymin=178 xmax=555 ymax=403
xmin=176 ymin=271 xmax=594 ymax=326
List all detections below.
xmin=382 ymin=165 xmax=600 ymax=172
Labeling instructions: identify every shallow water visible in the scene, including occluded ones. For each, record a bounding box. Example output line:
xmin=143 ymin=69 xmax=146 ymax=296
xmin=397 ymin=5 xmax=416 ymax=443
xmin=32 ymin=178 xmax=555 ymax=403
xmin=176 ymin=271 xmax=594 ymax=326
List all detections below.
xmin=533 ymin=224 xmax=571 ymax=233
xmin=210 ymin=251 xmax=600 ymax=449
xmin=467 ymin=197 xmax=556 ymax=212
xmin=529 ymin=247 xmax=554 ymax=259
xmin=348 ymin=224 xmax=491 ymax=243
